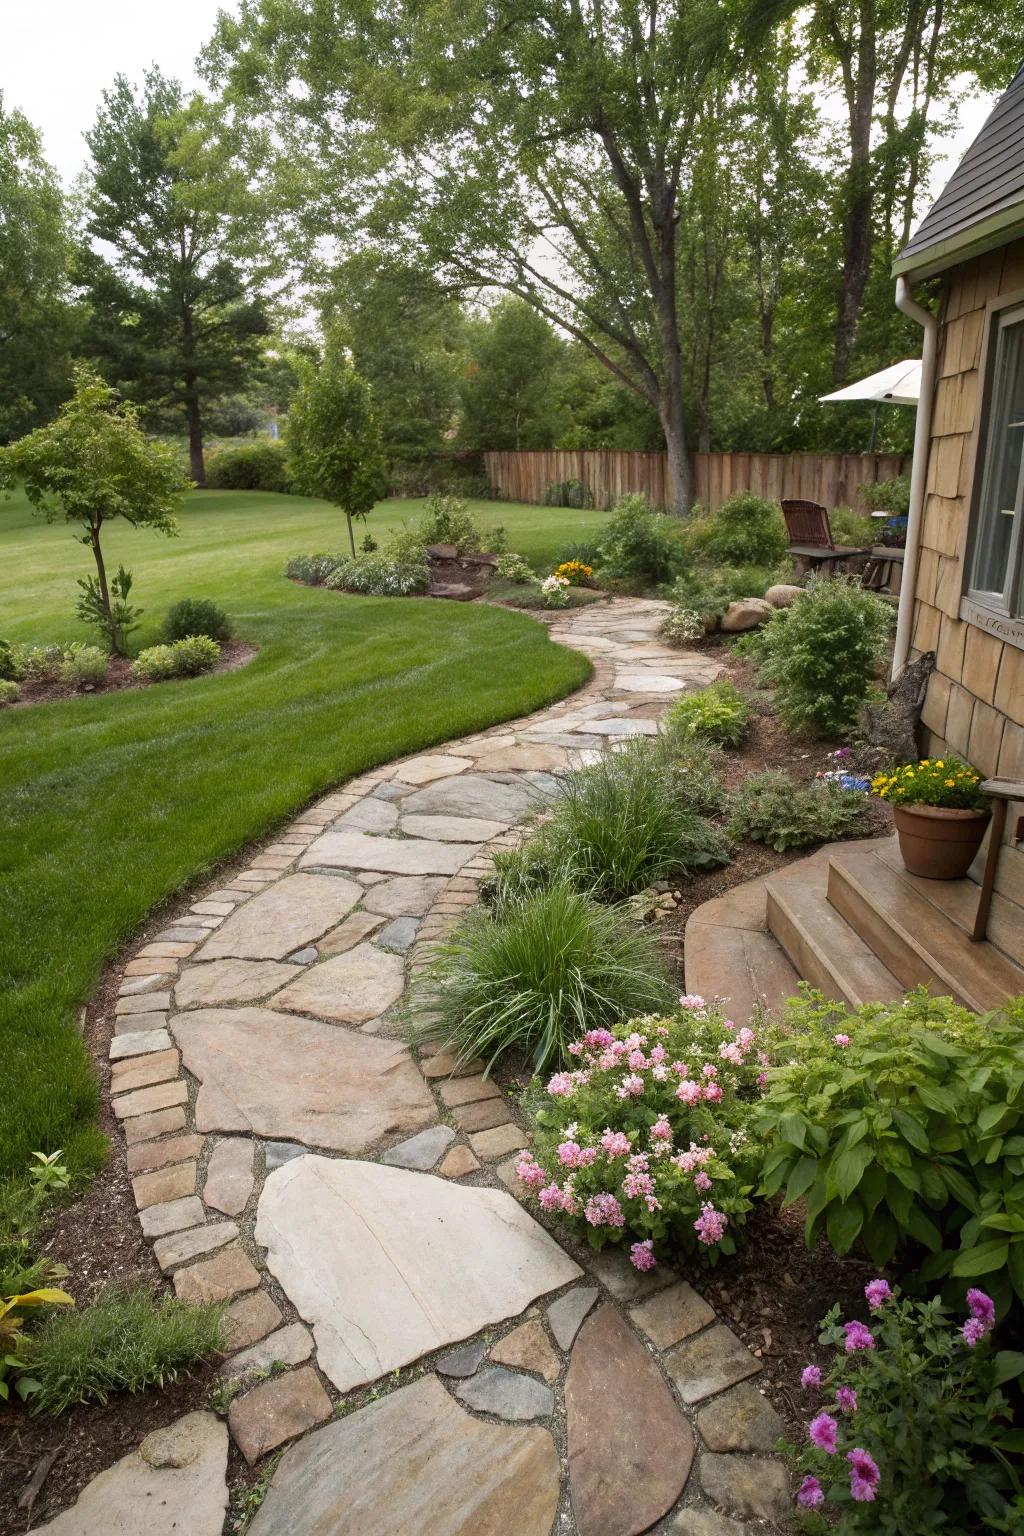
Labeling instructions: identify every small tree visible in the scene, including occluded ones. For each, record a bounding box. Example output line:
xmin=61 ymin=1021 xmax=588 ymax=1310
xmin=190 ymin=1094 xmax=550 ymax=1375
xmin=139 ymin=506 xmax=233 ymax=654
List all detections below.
xmin=286 ymin=337 xmax=387 ymax=557
xmin=0 ymin=368 xmax=187 ymax=653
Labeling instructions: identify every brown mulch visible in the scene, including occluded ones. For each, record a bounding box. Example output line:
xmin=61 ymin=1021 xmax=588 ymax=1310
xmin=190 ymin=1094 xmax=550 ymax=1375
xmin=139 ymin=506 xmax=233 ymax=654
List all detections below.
xmin=8 ymin=641 xmax=256 ymax=709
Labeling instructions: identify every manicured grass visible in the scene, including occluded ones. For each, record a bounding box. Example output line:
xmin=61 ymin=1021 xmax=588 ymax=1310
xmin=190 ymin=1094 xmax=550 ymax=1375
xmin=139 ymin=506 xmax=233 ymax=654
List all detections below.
xmin=0 ymin=489 xmax=599 ymax=1183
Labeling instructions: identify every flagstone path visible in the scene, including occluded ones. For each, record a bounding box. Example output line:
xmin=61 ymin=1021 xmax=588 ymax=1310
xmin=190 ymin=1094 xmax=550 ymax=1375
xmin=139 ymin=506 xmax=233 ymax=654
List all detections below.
xmin=34 ymin=600 xmax=793 ymax=1536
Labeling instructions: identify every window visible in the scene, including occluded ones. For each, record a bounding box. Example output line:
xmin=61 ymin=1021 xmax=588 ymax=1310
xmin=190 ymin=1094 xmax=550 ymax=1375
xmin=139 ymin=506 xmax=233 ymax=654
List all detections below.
xmin=969 ymin=303 xmax=1024 ymax=615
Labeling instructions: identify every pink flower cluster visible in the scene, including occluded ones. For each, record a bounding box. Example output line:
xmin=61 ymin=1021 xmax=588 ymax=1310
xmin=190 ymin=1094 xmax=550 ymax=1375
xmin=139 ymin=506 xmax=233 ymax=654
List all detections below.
xmin=693 ymin=1203 xmax=728 ymax=1245
xmin=961 ymin=1288 xmax=995 ymax=1347
xmin=800 ymin=1358 xmax=880 ymax=1507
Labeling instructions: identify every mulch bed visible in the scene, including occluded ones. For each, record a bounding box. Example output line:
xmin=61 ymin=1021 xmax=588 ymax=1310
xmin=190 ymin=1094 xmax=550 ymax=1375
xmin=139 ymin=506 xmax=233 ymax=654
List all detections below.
xmin=7 ymin=641 xmax=256 ymax=710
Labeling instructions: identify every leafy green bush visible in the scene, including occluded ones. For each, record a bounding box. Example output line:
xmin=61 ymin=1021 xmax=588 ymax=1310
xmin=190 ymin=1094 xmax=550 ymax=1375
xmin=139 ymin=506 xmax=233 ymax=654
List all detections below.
xmin=57 ymin=644 xmax=109 ymax=688
xmin=206 ymin=440 xmax=292 ymax=494
xmin=829 ymin=504 xmax=876 ymax=546
xmin=668 ymin=562 xmax=776 ymax=618
xmin=757 ymin=989 xmax=1024 ymax=1311
xmin=663 ymin=680 xmax=751 ymax=748
xmin=0 ymin=679 xmax=19 ymax=705
xmin=132 ymin=636 xmax=220 ymax=683
xmin=727 ymin=770 xmax=871 ymax=851
xmin=414 ymin=883 xmax=675 ymax=1073
xmin=662 ymin=739 xmax=728 ymax=815
xmin=284 ymin=552 xmax=345 ymax=585
xmin=324 ymin=552 xmax=430 ymax=596
xmin=690 ymin=493 xmax=787 ymax=566
xmin=164 ymin=598 xmax=232 ymax=644
xmin=8 ymin=643 xmax=79 ymax=683
xmin=860 ymin=474 xmax=911 ymax=518
xmin=19 ymin=1285 xmax=224 ymax=1413
xmin=752 ymin=577 xmax=893 ymax=735
xmin=559 ymin=539 xmax=603 ymax=569
xmin=0 ymin=640 xmax=15 ymax=680
xmin=596 ymin=494 xmax=687 ymax=589
xmin=417 ymin=493 xmax=482 ymax=552
xmin=495 ymin=552 xmax=536 ymax=584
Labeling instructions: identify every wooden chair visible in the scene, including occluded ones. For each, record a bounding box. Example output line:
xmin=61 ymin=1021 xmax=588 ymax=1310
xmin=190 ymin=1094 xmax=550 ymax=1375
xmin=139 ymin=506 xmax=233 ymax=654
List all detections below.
xmin=973 ymin=779 xmax=1024 ymax=940
xmin=781 ymin=499 xmax=872 ymax=578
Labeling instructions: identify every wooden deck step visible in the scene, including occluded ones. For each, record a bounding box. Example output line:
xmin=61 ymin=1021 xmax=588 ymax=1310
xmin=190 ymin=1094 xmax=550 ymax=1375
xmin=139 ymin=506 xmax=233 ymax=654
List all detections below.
xmin=827 ymin=842 xmax=1024 ymax=1013
xmin=765 ymin=862 xmax=904 ymax=1009
xmin=684 ymin=868 xmax=803 ymax=1020
xmin=873 ymin=837 xmax=1024 ymax=970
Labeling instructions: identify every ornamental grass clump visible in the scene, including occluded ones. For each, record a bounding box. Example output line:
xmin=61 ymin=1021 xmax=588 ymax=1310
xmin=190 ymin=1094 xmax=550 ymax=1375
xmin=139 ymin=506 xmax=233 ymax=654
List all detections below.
xmin=517 ymin=998 xmax=765 ymax=1270
xmin=793 ymin=1281 xmax=1023 ymax=1533
xmin=871 ymin=756 xmax=987 ymax=810
xmin=413 ymin=883 xmax=675 ymax=1073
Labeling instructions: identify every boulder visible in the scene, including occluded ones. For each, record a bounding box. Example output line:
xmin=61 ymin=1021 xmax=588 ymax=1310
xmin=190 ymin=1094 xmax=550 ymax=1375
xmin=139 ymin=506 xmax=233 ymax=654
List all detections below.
xmin=764 ymin=583 xmax=804 ymax=608
xmin=721 ymin=598 xmax=773 ymax=632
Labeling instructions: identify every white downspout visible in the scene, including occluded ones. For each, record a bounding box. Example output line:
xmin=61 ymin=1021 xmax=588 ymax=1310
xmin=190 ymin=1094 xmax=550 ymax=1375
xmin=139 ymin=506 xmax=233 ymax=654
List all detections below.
xmin=892 ymin=275 xmax=940 ymax=677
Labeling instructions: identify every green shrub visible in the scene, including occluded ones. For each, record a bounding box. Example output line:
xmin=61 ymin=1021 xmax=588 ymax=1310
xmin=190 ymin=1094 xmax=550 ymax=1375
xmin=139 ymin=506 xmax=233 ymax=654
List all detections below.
xmin=206 ymin=440 xmax=292 ymax=493
xmin=756 ymin=989 xmax=1024 ymax=1311
xmin=691 ymin=493 xmax=787 ymax=566
xmin=727 ymin=769 xmax=870 ymax=851
xmin=75 ymin=565 xmax=142 ymax=655
xmin=131 ymin=636 xmax=220 ymax=683
xmin=660 ymin=605 xmax=705 ymax=645
xmin=597 ymin=494 xmax=687 ymax=589
xmin=495 ymin=552 xmax=535 ymax=584
xmin=164 ymin=599 xmax=232 ymax=644
xmin=0 ymin=640 xmax=15 ymax=680
xmin=418 ymin=493 xmax=482 ymax=552
xmin=58 ymin=644 xmax=109 ymax=688
xmin=559 ymin=539 xmax=603 ymax=568
xmin=386 ymin=526 xmax=430 ymax=564
xmin=544 ymin=478 xmax=594 ymax=508
xmin=484 ymin=523 xmax=509 ymax=554
xmin=829 ymin=504 xmax=876 ymax=546
xmin=860 ymin=474 xmax=911 ymax=518
xmin=663 ymin=680 xmax=751 ymax=748
xmin=284 ymin=552 xmax=345 ymax=585
xmin=752 ymin=577 xmax=893 ymax=735
xmin=668 ymin=562 xmax=776 ymax=618
xmin=662 ymin=739 xmax=728 ymax=815
xmin=19 ymin=1285 xmax=224 ymax=1413
xmin=413 ymin=883 xmax=675 ymax=1072
xmin=324 ymin=552 xmax=430 ymax=596
xmin=131 ymin=645 xmax=178 ymax=682
xmin=0 ymin=679 xmax=19 ymax=705
xmin=8 ymin=643 xmax=69 ymax=683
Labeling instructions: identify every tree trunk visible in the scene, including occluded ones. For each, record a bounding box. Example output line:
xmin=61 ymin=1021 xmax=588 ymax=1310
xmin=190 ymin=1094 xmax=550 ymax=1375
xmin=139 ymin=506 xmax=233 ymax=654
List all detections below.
xmin=345 ymin=511 xmax=356 ymax=557
xmin=661 ymin=403 xmax=694 ymax=516
xmin=186 ymin=382 xmax=206 ymax=487
xmin=88 ymin=522 xmax=117 ymax=654
xmin=834 ymin=75 xmax=876 ymax=384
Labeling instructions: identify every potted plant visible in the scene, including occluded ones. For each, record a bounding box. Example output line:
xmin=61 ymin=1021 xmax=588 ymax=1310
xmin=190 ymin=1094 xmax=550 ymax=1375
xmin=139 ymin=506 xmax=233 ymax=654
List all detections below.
xmin=871 ymin=758 xmax=991 ymax=879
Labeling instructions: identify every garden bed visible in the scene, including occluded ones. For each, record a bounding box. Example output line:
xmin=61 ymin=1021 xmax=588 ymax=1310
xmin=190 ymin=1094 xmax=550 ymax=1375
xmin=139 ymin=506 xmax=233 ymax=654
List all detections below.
xmin=5 ymin=642 xmax=257 ymax=711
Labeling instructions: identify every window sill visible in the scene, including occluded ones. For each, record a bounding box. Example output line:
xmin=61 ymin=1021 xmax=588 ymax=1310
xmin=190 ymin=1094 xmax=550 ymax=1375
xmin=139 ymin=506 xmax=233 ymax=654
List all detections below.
xmin=960 ymin=595 xmax=1024 ymax=649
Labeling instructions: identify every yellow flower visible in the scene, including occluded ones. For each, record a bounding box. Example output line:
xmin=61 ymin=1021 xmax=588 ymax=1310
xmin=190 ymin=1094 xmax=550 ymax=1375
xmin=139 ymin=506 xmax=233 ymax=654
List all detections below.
xmin=945 ymin=779 xmax=955 ymax=787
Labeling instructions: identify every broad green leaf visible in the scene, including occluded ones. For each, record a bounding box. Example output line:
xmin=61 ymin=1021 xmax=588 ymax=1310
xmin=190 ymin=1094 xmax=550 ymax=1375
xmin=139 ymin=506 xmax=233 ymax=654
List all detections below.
xmin=892 ymin=1108 xmax=930 ymax=1152
xmin=826 ymin=1198 xmax=864 ymax=1256
xmin=952 ymin=1240 xmax=1010 ymax=1277
xmin=779 ymin=1114 xmax=806 ymax=1151
xmin=784 ymin=1156 xmax=819 ymax=1205
xmin=993 ymin=1351 xmax=1024 ymax=1386
xmin=831 ymin=1143 xmax=874 ymax=1202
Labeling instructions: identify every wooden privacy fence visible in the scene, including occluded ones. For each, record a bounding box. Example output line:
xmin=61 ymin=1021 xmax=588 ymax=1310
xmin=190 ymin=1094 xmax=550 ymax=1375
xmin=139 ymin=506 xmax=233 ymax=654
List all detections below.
xmin=483 ymin=450 xmax=911 ymax=510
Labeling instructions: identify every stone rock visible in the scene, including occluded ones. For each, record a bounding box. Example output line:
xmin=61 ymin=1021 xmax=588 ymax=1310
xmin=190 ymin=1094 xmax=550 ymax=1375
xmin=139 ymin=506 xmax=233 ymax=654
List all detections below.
xmin=764 ymin=583 xmax=804 ymax=608
xmin=271 ymin=945 xmax=405 ymax=1024
xmin=565 ymin=1305 xmax=694 ymax=1536
xmin=439 ymin=1074 xmax=502 ymax=1107
xmin=119 ymin=972 xmax=173 ymax=996
xmin=630 ymin=1282 xmax=715 ymax=1349
xmin=317 ymin=910 xmax=387 ymax=954
xmin=113 ymin=1011 xmax=169 ymax=1036
xmin=223 ymin=1290 xmax=284 ymax=1351
xmin=400 ymin=814 xmax=507 ymax=842
xmin=221 ymin=1322 xmax=314 ymax=1380
xmin=332 ymin=797 xmax=399 ymax=833
xmin=467 ymin=1123 xmax=528 ymax=1159
xmin=585 ymin=1245 xmax=674 ymax=1302
xmin=111 ymin=1079 xmax=187 ymax=1120
xmin=382 ymin=1125 xmax=456 ymax=1170
xmin=264 ymin=1141 xmax=306 ymax=1170
xmin=360 ymin=875 xmax=447 ymax=918
xmin=111 ymin=1050 xmax=180 ymax=1094
xmin=115 ymin=991 xmax=173 ymax=1015
xmin=473 ymin=744 xmax=568 ymax=772
xmin=197 ymin=874 xmax=361 ymax=961
xmin=375 ymin=916 xmax=420 ymax=953
xmin=203 ymin=1138 xmax=255 ymax=1216
xmin=173 ymin=1009 xmax=436 ymax=1152
xmin=153 ymin=1221 xmax=238 ymax=1273
xmin=720 ymin=598 xmax=773 ymax=633
xmin=228 ymin=1366 xmax=333 ymax=1466
xmin=439 ymin=1145 xmax=480 ymax=1178
xmin=127 ymin=1133 xmax=204 ymax=1175
xmin=123 ymin=1106 xmax=185 ymax=1145
xmin=453 ymin=1098 xmax=511 ymax=1133
xmin=132 ymin=1162 xmax=196 ymax=1210
xmin=26 ymin=1412 xmax=228 ymax=1536
xmin=392 ymin=753 xmax=472 ymax=785
xmin=698 ymin=1453 xmax=790 ymax=1521
xmin=246 ymin=1374 xmax=560 ymax=1536
xmin=613 ymin=672 xmax=686 ymax=694
xmin=489 ymin=1320 xmax=559 ymax=1383
xmin=546 ymin=1287 xmax=599 ymax=1350
xmin=455 ymin=1366 xmax=553 ymax=1421
xmin=175 ymin=1243 xmax=261 ymax=1304
xmin=420 ymin=1051 xmax=486 ymax=1080
xmin=302 ymin=829 xmax=479 ymax=876
xmin=665 ymin=1324 xmax=760 ymax=1405
xmin=666 ymin=1510 xmax=746 ymax=1536
xmin=139 ymin=1196 xmax=206 ymax=1239
xmin=696 ymin=1382 xmax=785 ymax=1454
xmin=255 ymin=1156 xmax=580 ymax=1392
xmin=400 ymin=773 xmax=541 ymax=823
xmin=286 ymin=946 xmax=318 ymax=965
xmin=436 ymin=1339 xmax=487 ymax=1378
xmin=109 ymin=1028 xmax=173 ymax=1060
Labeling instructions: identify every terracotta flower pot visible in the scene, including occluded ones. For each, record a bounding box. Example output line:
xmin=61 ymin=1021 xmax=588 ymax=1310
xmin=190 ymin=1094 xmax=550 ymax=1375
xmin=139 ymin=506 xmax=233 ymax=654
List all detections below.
xmin=893 ymin=803 xmax=991 ymax=880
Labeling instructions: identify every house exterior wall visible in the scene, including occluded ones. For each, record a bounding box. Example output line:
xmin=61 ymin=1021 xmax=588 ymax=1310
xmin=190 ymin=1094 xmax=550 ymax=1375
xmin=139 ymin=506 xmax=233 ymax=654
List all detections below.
xmin=911 ymin=237 xmax=1024 ymax=904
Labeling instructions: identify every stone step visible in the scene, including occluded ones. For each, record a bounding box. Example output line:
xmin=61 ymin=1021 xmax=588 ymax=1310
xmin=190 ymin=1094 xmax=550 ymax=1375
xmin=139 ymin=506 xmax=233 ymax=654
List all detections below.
xmin=765 ymin=863 xmax=904 ymax=1009
xmin=683 ymin=869 xmax=803 ymax=1020
xmin=826 ymin=842 xmax=1024 ymax=1012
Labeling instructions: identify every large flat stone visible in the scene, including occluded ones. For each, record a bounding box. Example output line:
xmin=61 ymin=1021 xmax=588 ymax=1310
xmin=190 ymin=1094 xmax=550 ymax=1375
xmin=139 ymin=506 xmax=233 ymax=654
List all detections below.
xmin=566 ymin=1305 xmax=694 ymax=1536
xmin=301 ymin=830 xmax=478 ymax=875
xmin=400 ymin=814 xmax=507 ymax=842
xmin=26 ymin=1412 xmax=228 ymax=1536
xmin=197 ymin=874 xmax=362 ymax=960
xmin=630 ymin=1282 xmax=715 ymax=1349
xmin=455 ymin=1366 xmax=553 ymax=1420
xmin=332 ymin=798 xmax=399 ymax=833
xmin=391 ymin=753 xmax=473 ymax=785
xmin=255 ymin=1156 xmax=581 ymax=1392
xmin=271 ymin=945 xmax=405 ymax=1024
xmin=223 ymin=1290 xmax=284 ymax=1350
xmin=221 ymin=1322 xmax=314 ymax=1381
xmin=696 ymin=1383 xmax=785 ymax=1454
xmin=175 ymin=959 xmax=296 ymax=1008
xmin=228 ymin=1366 xmax=332 ymax=1466
xmin=173 ymin=1009 xmax=436 ymax=1152
xmin=360 ymin=875 xmax=447 ymax=917
xmin=698 ymin=1454 xmax=790 ymax=1521
xmin=665 ymin=1325 xmax=760 ymax=1405
xmin=174 ymin=1243 xmax=262 ymax=1304
xmin=317 ymin=910 xmax=386 ymax=954
xmin=400 ymin=773 xmax=543 ymax=823
xmin=203 ymin=1138 xmax=255 ymax=1215
xmin=473 ymin=744 xmax=569 ymax=772
xmin=247 ymin=1374 xmax=560 ymax=1536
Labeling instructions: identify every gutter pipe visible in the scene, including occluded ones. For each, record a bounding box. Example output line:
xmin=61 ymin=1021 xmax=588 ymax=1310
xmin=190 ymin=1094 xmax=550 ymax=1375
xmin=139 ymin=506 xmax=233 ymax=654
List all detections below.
xmin=892 ymin=275 xmax=940 ymax=677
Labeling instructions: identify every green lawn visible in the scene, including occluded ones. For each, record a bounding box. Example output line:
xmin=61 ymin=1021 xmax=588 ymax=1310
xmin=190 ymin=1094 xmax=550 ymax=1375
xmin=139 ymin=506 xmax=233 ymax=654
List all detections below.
xmin=1 ymin=490 xmax=603 ymax=1183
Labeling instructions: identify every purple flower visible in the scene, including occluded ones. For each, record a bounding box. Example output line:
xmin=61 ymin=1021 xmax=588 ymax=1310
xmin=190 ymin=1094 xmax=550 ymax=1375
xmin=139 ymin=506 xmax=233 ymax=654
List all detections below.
xmin=808 ymin=1412 xmax=838 ymax=1454
xmin=864 ymin=1278 xmax=892 ymax=1311
xmin=796 ymin=1475 xmax=825 ymax=1509
xmin=835 ymin=1385 xmax=858 ymax=1413
xmin=966 ymin=1288 xmax=995 ymax=1327
xmin=800 ymin=1364 xmax=822 ymax=1390
xmin=629 ymin=1238 xmax=656 ymax=1271
xmin=961 ymin=1316 xmax=987 ymax=1348
xmin=843 ymin=1320 xmax=875 ymax=1353
xmin=833 ymin=1033 xmax=851 ymax=1047
xmin=847 ymin=1447 xmax=879 ymax=1502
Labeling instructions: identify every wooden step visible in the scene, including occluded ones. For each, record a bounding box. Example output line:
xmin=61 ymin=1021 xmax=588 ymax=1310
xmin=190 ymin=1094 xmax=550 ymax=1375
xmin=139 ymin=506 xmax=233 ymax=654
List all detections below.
xmin=684 ymin=869 xmax=803 ymax=1021
xmin=873 ymin=837 xmax=1024 ymax=970
xmin=826 ymin=843 xmax=1024 ymax=1012
xmin=765 ymin=864 xmax=904 ymax=1009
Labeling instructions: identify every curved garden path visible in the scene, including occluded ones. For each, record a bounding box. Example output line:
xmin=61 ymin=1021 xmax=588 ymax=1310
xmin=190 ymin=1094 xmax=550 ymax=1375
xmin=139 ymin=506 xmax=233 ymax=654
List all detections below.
xmin=39 ymin=600 xmax=793 ymax=1536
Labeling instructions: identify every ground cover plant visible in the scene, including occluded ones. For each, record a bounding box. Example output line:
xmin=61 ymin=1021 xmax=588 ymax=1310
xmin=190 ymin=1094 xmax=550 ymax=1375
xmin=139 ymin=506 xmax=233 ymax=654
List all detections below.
xmin=727 ymin=769 xmax=872 ymax=851
xmin=0 ymin=486 xmax=597 ymax=1185
xmin=663 ymin=679 xmax=751 ymax=747
xmin=132 ymin=635 xmax=221 ymax=682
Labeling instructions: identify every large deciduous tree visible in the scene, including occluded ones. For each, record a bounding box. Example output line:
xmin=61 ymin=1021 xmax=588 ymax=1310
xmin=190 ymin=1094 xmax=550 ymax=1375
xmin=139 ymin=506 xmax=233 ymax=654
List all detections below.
xmin=459 ymin=299 xmax=566 ymax=452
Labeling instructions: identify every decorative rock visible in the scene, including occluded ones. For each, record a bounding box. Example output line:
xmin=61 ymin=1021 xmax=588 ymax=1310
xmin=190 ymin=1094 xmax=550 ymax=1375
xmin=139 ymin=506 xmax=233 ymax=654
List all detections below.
xmin=585 ymin=1245 xmax=674 ymax=1302
xmin=474 ymin=744 xmax=568 ymax=772
xmin=438 ymin=1145 xmax=480 ymax=1178
xmin=223 ymin=1290 xmax=283 ymax=1351
xmin=174 ymin=958 xmax=297 ymax=1008
xmin=139 ymin=1195 xmax=206 ymax=1239
xmin=721 ymin=598 xmax=773 ymax=632
xmin=546 ymin=1287 xmax=599 ymax=1351
xmin=630 ymin=1282 xmax=716 ymax=1349
xmin=468 ymin=1124 xmax=527 ymax=1159
xmin=391 ymin=753 xmax=472 ymax=785
xmin=301 ymin=830 xmax=479 ymax=876
xmin=698 ymin=1453 xmax=790 ymax=1521
xmin=665 ymin=1325 xmax=761 ymax=1405
xmin=286 ymin=946 xmax=318 ymax=965
xmin=204 ymin=1138 xmax=255 ymax=1216
xmin=228 ymin=1366 xmax=333 ymax=1466
xmin=382 ymin=1125 xmax=456 ymax=1170
xmin=400 ymin=773 xmax=541 ymax=823
xmin=375 ymin=916 xmax=420 ymax=953
xmin=453 ymin=1097 xmax=511 ymax=1133
xmin=25 ymin=1411 xmax=228 ymax=1536
xmin=565 ymin=1305 xmax=694 ymax=1536
xmin=197 ymin=873 xmax=361 ymax=960
xmin=317 ymin=910 xmax=387 ymax=954
xmin=360 ymin=874 xmax=447 ymax=917
xmin=764 ymin=582 xmax=804 ymax=607
xmin=455 ymin=1366 xmax=553 ymax=1421
xmin=132 ymin=1162 xmax=196 ymax=1210
xmin=174 ymin=1242 xmax=262 ymax=1304
xmin=421 ymin=1051 xmax=486 ymax=1080
xmin=696 ymin=1382 xmax=785 ymax=1454
xmin=436 ymin=1339 xmax=487 ymax=1378
xmin=108 ymin=1028 xmax=173 ymax=1060
xmin=127 ymin=1133 xmax=204 ymax=1175
xmin=114 ymin=991 xmax=173 ymax=1016
xmin=255 ymin=1156 xmax=580 ymax=1392
xmin=113 ymin=1011 xmax=169 ymax=1036
xmin=153 ymin=1221 xmax=238 ymax=1273
xmin=221 ymin=1322 xmax=314 ymax=1380
xmin=489 ymin=1320 xmax=559 ymax=1383
xmin=439 ymin=1075 xmax=501 ymax=1107
xmin=246 ymin=1374 xmax=560 ymax=1536
xmin=400 ymin=813 xmax=507 ymax=842
xmin=173 ymin=1009 xmax=436 ymax=1151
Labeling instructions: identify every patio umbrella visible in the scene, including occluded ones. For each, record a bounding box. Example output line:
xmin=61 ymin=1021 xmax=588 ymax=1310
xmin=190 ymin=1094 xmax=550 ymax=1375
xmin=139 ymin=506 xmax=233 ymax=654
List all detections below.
xmin=819 ymin=358 xmax=921 ymax=449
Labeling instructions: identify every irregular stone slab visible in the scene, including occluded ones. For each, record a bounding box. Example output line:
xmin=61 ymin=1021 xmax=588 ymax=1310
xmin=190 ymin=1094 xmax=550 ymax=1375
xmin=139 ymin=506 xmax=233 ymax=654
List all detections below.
xmin=360 ymin=875 xmax=447 ymax=917
xmin=420 ymin=1051 xmax=486 ymax=1080
xmin=247 ymin=1374 xmax=559 ymax=1536
xmin=456 ymin=1366 xmax=553 ymax=1421
xmin=224 ymin=1290 xmax=284 ymax=1351
xmin=115 ymin=990 xmax=173 ymax=1016
xmin=26 ymin=1411 xmax=228 ymax=1536
xmin=197 ymin=874 xmax=361 ymax=960
xmin=317 ymin=910 xmax=387 ymax=954
xmin=255 ymin=1156 xmax=581 ymax=1392
xmin=112 ymin=1079 xmax=187 ymax=1120
xmin=698 ymin=1453 xmax=790 ymax=1521
xmin=332 ymin=797 xmax=399 ymax=833
xmin=468 ymin=1124 xmax=527 ymax=1160
xmin=109 ymin=1028 xmax=173 ymax=1060
xmin=439 ymin=1145 xmax=480 ymax=1178
xmin=174 ymin=1242 xmax=261 ymax=1304
xmin=401 ymin=773 xmax=542 ymax=823
xmin=111 ymin=1050 xmax=180 ymax=1094
xmin=547 ymin=1287 xmax=599 ymax=1351
xmin=585 ymin=1245 xmax=674 ymax=1302
xmin=301 ymin=830 xmax=478 ymax=876
xmin=204 ymin=1138 xmax=255 ymax=1215
xmin=696 ymin=1382 xmax=785 ymax=1454
xmin=114 ymin=1011 xmax=169 ymax=1036
xmin=566 ymin=1305 xmax=694 ymax=1536
xmin=436 ymin=1339 xmax=488 ymax=1378
xmin=229 ymin=1366 xmax=333 ymax=1466
xmin=667 ymin=1511 xmax=745 ymax=1536
xmin=123 ymin=1106 xmax=185 ymax=1145
xmin=221 ymin=1322 xmax=314 ymax=1380
xmin=286 ymin=946 xmax=318 ymax=965
xmin=665 ymin=1324 xmax=760 ymax=1405
xmin=439 ymin=1074 xmax=502 ymax=1107
xmin=585 ymin=717 xmax=659 ymax=736
xmin=154 ymin=1221 xmax=238 ymax=1273
xmin=490 ymin=1320 xmax=559 ymax=1382
xmin=132 ymin=1163 xmax=196 ymax=1210
xmin=400 ymin=814 xmax=508 ymax=842
xmin=175 ymin=958 xmax=296 ymax=1008
xmin=392 ymin=753 xmax=472 ymax=785
xmin=376 ymin=916 xmax=420 ymax=953
xmin=382 ymin=1125 xmax=456 ymax=1170
xmin=119 ymin=972 xmax=173 ymax=996
xmin=173 ymin=1009 xmax=436 ymax=1151
xmin=474 ymin=744 xmax=568 ymax=772
xmin=630 ymin=1282 xmax=715 ymax=1349
xmin=127 ymin=1133 xmax=204 ymax=1175
xmin=271 ymin=945 xmax=405 ymax=1025
xmin=614 ymin=672 xmax=686 ymax=693
xmin=454 ymin=1098 xmax=512 ymax=1133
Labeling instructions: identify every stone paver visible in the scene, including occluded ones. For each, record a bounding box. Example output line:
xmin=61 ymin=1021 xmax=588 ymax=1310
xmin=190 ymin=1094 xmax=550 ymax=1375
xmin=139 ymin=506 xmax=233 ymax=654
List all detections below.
xmin=631 ymin=1281 xmax=716 ymax=1349
xmin=438 ymin=1074 xmax=502 ymax=1107
xmin=698 ymin=1454 xmax=790 ymax=1521
xmin=547 ymin=1287 xmax=599 ymax=1350
xmin=228 ymin=1366 xmax=333 ymax=1465
xmin=391 ymin=753 xmax=473 ymax=784
xmin=382 ymin=1125 xmax=456 ymax=1169
xmin=668 ymin=1512 xmax=746 ymax=1536
xmin=489 ymin=1320 xmax=559 ymax=1382
xmin=173 ymin=1240 xmax=262 ymax=1302
xmin=198 ymin=873 xmax=361 ymax=960
xmin=108 ymin=1028 xmax=173 ymax=1060
xmin=696 ymin=1383 xmax=785 ymax=1454
xmin=453 ymin=1097 xmax=512 ymax=1133
xmin=455 ymin=1365 xmax=554 ymax=1420
xmin=126 ymin=1132 xmax=203 ymax=1175
xmin=400 ymin=772 xmax=542 ymax=822
xmin=271 ymin=944 xmax=405 ymax=1024
xmin=468 ymin=1123 xmax=528 ymax=1159
xmin=139 ymin=1195 xmax=205 ymax=1239
xmin=132 ymin=1162 xmax=196 ymax=1210
xmin=666 ymin=1325 xmax=761 ymax=1405
xmin=301 ymin=830 xmax=479 ymax=875
xmin=317 ymin=910 xmax=387 ymax=953
xmin=174 ymin=958 xmax=296 ymax=1008
xmin=203 ymin=1137 xmax=255 ymax=1215
xmin=360 ymin=874 xmax=447 ymax=916
xmin=111 ymin=1050 xmax=180 ymax=1094
xmin=221 ymin=1321 xmax=314 ymax=1380
xmin=111 ymin=1079 xmax=187 ymax=1119
xmin=438 ymin=1145 xmax=480 ymax=1178
xmin=223 ymin=1290 xmax=283 ymax=1350
xmin=375 ymin=915 xmax=420 ymax=952
xmin=400 ymin=813 xmax=508 ymax=842
xmin=436 ymin=1339 xmax=488 ymax=1378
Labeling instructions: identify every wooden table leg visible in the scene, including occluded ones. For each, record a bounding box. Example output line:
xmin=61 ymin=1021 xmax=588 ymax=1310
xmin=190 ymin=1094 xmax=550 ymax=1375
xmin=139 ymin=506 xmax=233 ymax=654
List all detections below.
xmin=972 ymin=798 xmax=1007 ymax=941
